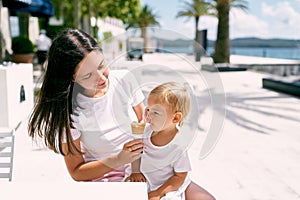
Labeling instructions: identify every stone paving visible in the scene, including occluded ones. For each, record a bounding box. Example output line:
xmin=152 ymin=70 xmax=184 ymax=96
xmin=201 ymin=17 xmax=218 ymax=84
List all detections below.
xmin=2 ymin=53 xmax=300 ymax=200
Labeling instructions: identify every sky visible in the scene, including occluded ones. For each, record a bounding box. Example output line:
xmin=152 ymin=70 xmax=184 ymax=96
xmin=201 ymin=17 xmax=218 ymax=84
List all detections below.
xmin=141 ymin=0 xmax=300 ymax=40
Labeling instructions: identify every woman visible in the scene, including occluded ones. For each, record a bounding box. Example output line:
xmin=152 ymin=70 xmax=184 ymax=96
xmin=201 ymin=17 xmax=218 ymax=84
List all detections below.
xmin=28 ymin=29 xmax=215 ymax=199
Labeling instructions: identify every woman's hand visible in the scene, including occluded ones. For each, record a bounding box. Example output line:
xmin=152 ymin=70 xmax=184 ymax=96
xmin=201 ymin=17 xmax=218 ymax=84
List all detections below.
xmin=123 ymin=139 xmax=143 ymax=153
xmin=102 ymin=139 xmax=143 ymax=170
xmin=117 ymin=139 xmax=144 ymax=165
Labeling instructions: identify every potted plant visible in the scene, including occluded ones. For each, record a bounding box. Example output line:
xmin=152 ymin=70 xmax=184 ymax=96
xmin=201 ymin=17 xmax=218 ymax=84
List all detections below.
xmin=11 ymin=35 xmax=36 ymax=63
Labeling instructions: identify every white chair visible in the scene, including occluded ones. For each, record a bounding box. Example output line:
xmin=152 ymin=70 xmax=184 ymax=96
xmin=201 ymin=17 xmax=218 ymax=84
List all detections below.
xmin=0 ymin=128 xmax=15 ymax=181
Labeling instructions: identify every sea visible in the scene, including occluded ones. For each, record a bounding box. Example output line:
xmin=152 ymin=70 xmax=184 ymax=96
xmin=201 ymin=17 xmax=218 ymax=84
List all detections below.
xmin=163 ymin=46 xmax=300 ymax=60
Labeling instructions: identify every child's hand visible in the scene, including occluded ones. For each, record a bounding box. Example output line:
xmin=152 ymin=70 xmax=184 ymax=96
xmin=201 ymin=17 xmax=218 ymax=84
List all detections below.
xmin=148 ymin=190 xmax=160 ymax=200
xmin=125 ymin=173 xmax=146 ymax=182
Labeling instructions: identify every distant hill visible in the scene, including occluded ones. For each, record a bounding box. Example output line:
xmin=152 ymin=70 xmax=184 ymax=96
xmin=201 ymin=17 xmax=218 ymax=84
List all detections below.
xmin=156 ymin=38 xmax=194 ymax=47
xmin=156 ymin=37 xmax=300 ymax=48
xmin=230 ymin=37 xmax=300 ymax=48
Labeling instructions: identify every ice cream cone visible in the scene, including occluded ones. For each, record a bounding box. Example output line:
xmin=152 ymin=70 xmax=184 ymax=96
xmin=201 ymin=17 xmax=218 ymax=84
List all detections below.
xmin=131 ymin=121 xmax=145 ymax=135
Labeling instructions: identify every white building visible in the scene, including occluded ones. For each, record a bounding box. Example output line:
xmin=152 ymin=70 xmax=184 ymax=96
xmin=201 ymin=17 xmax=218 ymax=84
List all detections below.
xmin=95 ymin=17 xmax=127 ymax=63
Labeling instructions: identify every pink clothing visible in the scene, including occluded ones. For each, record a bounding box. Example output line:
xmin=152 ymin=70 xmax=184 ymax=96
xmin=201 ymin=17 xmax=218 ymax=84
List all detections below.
xmin=92 ymin=166 xmax=128 ymax=182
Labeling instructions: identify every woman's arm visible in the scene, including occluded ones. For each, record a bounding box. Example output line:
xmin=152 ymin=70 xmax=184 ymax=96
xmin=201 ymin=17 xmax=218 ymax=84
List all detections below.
xmin=63 ymin=139 xmax=114 ymax=181
xmin=148 ymin=171 xmax=187 ymax=199
xmin=133 ymin=102 xmax=145 ymax=122
xmin=62 ymin=138 xmax=143 ymax=181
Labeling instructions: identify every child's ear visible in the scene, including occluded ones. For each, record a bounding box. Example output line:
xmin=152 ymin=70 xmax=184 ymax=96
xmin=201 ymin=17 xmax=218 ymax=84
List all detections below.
xmin=172 ymin=112 xmax=183 ymax=124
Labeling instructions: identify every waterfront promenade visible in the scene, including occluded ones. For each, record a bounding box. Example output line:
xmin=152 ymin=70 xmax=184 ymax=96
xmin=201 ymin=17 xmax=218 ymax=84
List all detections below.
xmin=2 ymin=53 xmax=300 ymax=200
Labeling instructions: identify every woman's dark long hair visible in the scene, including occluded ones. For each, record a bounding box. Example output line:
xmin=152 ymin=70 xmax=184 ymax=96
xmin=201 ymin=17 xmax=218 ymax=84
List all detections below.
xmin=28 ymin=29 xmax=99 ymax=155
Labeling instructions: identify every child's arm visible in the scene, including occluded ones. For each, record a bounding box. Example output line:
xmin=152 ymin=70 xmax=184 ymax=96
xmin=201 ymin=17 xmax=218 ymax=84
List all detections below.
xmin=131 ymin=157 xmax=141 ymax=174
xmin=125 ymin=158 xmax=146 ymax=182
xmin=148 ymin=171 xmax=188 ymax=199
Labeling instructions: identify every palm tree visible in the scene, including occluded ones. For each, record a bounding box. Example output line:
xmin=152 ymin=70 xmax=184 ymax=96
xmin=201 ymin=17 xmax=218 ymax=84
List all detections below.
xmin=176 ymin=0 xmax=213 ymax=53
xmin=51 ymin=0 xmax=141 ymax=33
xmin=127 ymin=5 xmax=160 ymax=52
xmin=213 ymin=0 xmax=248 ymax=63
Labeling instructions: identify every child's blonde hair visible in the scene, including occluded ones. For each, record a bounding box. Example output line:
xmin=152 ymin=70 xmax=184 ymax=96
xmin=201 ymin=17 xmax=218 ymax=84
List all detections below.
xmin=149 ymin=82 xmax=191 ymax=126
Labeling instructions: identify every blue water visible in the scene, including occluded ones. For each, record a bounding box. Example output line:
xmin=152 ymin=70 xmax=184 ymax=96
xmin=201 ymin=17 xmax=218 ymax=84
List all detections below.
xmin=163 ymin=46 xmax=300 ymax=60
xmin=209 ymin=47 xmax=300 ymax=60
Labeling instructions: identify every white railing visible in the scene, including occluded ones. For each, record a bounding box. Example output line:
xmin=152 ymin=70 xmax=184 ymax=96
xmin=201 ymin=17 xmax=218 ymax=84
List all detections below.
xmin=0 ymin=128 xmax=15 ymax=181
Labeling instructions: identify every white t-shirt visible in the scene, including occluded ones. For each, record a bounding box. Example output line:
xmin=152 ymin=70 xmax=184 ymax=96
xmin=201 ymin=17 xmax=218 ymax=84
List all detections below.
xmin=36 ymin=34 xmax=52 ymax=51
xmin=141 ymin=125 xmax=192 ymax=199
xmin=70 ymin=70 xmax=144 ymax=163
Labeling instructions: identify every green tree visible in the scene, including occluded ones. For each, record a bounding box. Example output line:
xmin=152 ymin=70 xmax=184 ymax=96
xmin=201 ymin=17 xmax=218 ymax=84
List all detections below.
xmin=176 ymin=0 xmax=213 ymax=53
xmin=213 ymin=0 xmax=248 ymax=63
xmin=51 ymin=0 xmax=141 ymax=32
xmin=51 ymin=0 xmax=75 ymax=28
xmin=126 ymin=5 xmax=160 ymax=52
xmin=96 ymin=0 xmax=141 ymax=25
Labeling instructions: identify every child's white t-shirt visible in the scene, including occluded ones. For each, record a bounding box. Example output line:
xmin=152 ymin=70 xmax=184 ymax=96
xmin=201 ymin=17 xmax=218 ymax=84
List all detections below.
xmin=141 ymin=125 xmax=192 ymax=197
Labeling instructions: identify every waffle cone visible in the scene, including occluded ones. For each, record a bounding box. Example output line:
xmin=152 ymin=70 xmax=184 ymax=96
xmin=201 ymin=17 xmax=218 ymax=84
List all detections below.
xmin=131 ymin=122 xmax=145 ymax=134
